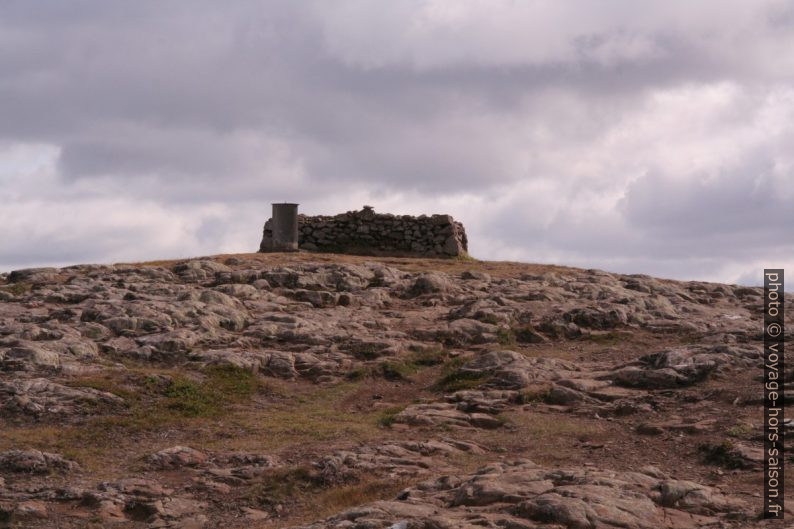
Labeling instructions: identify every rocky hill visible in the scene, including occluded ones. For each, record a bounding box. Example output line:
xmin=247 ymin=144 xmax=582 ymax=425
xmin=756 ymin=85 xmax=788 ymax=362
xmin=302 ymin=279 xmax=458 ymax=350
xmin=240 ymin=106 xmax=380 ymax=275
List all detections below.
xmin=0 ymin=253 xmax=790 ymax=528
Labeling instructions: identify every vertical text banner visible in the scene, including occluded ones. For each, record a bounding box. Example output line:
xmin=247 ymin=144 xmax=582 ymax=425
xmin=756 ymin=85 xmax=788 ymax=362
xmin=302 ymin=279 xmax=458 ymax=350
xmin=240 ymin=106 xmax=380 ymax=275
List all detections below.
xmin=764 ymin=269 xmax=784 ymax=519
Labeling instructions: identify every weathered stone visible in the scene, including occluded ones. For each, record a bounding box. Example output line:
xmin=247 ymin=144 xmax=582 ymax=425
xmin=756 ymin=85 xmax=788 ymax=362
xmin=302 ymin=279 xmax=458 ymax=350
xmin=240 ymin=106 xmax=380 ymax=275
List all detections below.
xmin=0 ymin=344 xmax=61 ymax=371
xmin=609 ymin=345 xmax=759 ymax=389
xmin=0 ymin=377 xmax=124 ymax=417
xmin=260 ymin=207 xmax=468 ymax=257
xmin=410 ymin=273 xmax=454 ymax=296
xmin=0 ymin=449 xmax=79 ymax=473
xmin=148 ymin=446 xmax=208 ymax=469
xmin=294 ymin=460 xmax=749 ymax=529
xmin=0 ymin=254 xmax=778 ymax=528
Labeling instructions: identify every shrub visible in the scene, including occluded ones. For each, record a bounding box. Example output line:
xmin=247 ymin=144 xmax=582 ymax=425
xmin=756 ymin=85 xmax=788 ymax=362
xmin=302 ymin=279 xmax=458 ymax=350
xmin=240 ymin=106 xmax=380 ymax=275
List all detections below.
xmin=698 ymin=440 xmax=752 ymax=469
xmin=0 ymin=283 xmax=31 ymax=296
xmin=377 ymin=406 xmax=406 ymax=427
xmin=515 ymin=385 xmax=553 ymax=404
xmin=408 ymin=348 xmax=447 ymax=366
xmin=345 ymin=367 xmax=369 ymax=381
xmin=249 ymin=466 xmax=323 ymax=507
xmin=496 ymin=327 xmax=516 ymax=346
xmin=379 ymin=361 xmax=417 ymax=381
xmin=434 ymin=357 xmax=489 ymax=392
xmin=726 ymin=424 xmax=752 ymax=438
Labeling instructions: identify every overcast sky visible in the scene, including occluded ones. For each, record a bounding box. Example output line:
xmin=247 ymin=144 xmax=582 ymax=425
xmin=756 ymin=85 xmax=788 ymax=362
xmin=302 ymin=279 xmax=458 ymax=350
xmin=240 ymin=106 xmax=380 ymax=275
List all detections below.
xmin=1 ymin=1 xmax=793 ymax=284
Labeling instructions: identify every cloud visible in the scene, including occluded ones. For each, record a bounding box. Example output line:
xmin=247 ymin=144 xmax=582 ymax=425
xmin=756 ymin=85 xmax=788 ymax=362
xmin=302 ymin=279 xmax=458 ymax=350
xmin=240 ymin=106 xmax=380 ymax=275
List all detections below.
xmin=0 ymin=0 xmax=792 ymax=284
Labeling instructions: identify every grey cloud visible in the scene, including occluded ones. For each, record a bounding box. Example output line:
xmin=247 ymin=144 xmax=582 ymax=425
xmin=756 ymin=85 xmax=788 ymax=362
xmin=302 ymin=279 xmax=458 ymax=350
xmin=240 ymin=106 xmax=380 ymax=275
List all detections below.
xmin=1 ymin=0 xmax=793 ymax=282
xmin=622 ymin=164 xmax=794 ymax=243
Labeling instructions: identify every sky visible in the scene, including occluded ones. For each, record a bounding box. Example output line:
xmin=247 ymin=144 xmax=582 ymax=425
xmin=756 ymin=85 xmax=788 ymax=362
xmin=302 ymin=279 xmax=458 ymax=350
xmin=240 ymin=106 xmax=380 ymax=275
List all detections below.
xmin=1 ymin=0 xmax=793 ymax=284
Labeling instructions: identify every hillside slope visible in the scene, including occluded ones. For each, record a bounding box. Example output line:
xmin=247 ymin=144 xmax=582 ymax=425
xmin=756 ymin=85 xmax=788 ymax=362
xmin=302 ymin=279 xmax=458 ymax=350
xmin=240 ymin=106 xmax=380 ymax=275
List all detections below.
xmin=0 ymin=253 xmax=790 ymax=528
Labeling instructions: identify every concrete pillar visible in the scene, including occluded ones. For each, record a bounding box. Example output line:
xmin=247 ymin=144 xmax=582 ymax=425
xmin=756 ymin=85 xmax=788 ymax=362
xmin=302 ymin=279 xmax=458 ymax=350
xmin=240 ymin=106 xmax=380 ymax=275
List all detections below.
xmin=271 ymin=203 xmax=299 ymax=252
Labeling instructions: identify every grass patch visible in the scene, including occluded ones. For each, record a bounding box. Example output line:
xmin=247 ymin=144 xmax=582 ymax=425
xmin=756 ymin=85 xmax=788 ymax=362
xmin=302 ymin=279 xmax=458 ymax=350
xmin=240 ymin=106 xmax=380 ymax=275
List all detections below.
xmin=433 ymin=357 xmax=490 ymax=393
xmin=379 ymin=361 xmax=418 ymax=381
xmin=162 ymin=378 xmax=216 ymax=417
xmin=345 ymin=367 xmax=370 ymax=381
xmin=351 ymin=349 xmax=380 ymax=361
xmin=346 ymin=349 xmax=448 ymax=382
xmin=407 ymin=347 xmax=447 ymax=366
xmin=515 ymin=384 xmax=553 ymax=404
xmin=513 ymin=326 xmax=547 ymax=344
xmin=19 ymin=366 xmax=264 ymax=466
xmin=453 ymin=251 xmax=478 ymax=262
xmin=479 ymin=313 xmax=501 ymax=325
xmin=212 ymin=381 xmax=386 ymax=451
xmin=699 ymin=440 xmax=753 ymax=469
xmin=512 ymin=412 xmax=604 ymax=441
xmin=249 ymin=467 xmax=409 ymax=521
xmin=585 ymin=331 xmax=634 ymax=345
xmin=0 ymin=282 xmax=32 ymax=296
xmin=4 ymin=374 xmax=375 ymax=474
xmin=203 ymin=364 xmax=259 ymax=398
xmin=726 ymin=423 xmax=753 ymax=438
xmin=67 ymin=372 xmax=138 ymax=401
xmin=473 ymin=412 xmax=608 ymax=465
xmin=377 ymin=406 xmax=406 ymax=428
xmin=249 ymin=466 xmax=324 ymax=507
xmin=496 ymin=327 xmax=516 ymax=346
xmin=163 ymin=365 xmax=259 ymax=417
xmin=311 ymin=478 xmax=409 ymax=518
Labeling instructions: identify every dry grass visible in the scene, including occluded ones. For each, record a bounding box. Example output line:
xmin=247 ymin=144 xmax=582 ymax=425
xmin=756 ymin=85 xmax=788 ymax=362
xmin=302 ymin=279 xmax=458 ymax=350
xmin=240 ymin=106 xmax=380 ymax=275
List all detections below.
xmin=250 ymin=475 xmax=411 ymax=528
xmin=1 ymin=250 xmax=777 ymax=529
xmin=0 ymin=365 xmax=266 ymax=473
xmin=201 ymin=380 xmax=388 ymax=454
xmin=308 ymin=478 xmax=409 ymax=520
xmin=0 ymin=282 xmax=32 ymax=296
xmin=0 ymin=372 xmax=400 ymax=478
xmin=117 ymin=251 xmax=579 ymax=280
xmin=472 ymin=410 xmax=610 ymax=465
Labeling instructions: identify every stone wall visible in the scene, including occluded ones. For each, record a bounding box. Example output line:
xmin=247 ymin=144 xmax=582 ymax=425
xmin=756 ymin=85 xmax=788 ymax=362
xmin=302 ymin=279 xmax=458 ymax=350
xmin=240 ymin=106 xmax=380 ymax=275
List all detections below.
xmin=259 ymin=206 xmax=468 ymax=257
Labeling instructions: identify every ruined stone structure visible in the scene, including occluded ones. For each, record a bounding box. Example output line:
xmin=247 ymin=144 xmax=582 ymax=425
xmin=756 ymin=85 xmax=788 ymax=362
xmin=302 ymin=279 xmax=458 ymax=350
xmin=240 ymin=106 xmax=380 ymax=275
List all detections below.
xmin=259 ymin=206 xmax=468 ymax=257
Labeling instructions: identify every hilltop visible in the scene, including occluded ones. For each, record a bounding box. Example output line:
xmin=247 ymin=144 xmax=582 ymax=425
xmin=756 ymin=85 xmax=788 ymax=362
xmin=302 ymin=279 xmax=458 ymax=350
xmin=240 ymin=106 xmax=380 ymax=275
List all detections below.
xmin=0 ymin=252 xmax=790 ymax=528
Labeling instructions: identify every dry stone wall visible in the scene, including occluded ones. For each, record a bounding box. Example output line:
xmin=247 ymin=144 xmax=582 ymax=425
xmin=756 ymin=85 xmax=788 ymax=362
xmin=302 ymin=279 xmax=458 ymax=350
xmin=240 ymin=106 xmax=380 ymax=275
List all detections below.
xmin=259 ymin=206 xmax=468 ymax=257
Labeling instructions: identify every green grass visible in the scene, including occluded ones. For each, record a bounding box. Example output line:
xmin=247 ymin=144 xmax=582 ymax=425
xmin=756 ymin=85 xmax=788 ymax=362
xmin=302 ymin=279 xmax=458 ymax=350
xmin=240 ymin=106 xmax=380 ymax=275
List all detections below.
xmin=345 ymin=367 xmax=369 ymax=381
xmin=162 ymin=378 xmax=216 ymax=417
xmin=346 ymin=344 xmax=382 ymax=361
xmin=453 ymin=251 xmax=478 ymax=262
xmin=61 ymin=365 xmax=262 ymax=444
xmin=5 ymin=374 xmax=382 ymax=473
xmin=433 ymin=357 xmax=490 ymax=393
xmin=163 ymin=365 xmax=259 ymax=417
xmin=496 ymin=327 xmax=516 ymax=346
xmin=0 ymin=282 xmax=32 ymax=296
xmin=377 ymin=406 xmax=407 ymax=427
xmin=346 ymin=348 xmax=448 ymax=382
xmin=515 ymin=385 xmax=553 ymax=404
xmin=479 ymin=313 xmax=501 ymax=325
xmin=726 ymin=423 xmax=753 ymax=438
xmin=512 ymin=326 xmax=547 ymax=344
xmin=584 ymin=331 xmax=634 ymax=345
xmin=407 ymin=347 xmax=447 ymax=366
